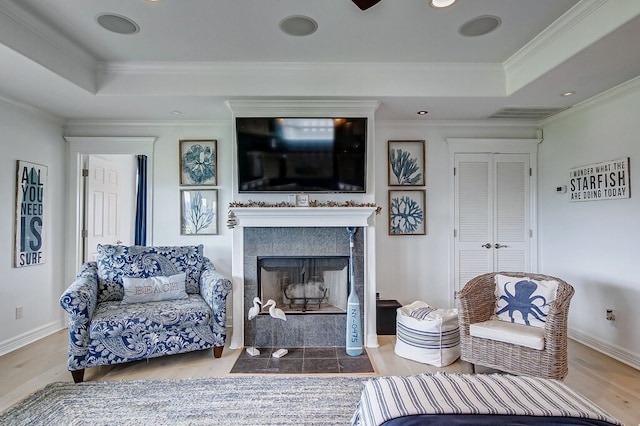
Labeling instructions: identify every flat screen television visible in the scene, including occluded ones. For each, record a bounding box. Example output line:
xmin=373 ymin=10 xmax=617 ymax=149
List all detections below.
xmin=236 ymin=117 xmax=367 ymax=193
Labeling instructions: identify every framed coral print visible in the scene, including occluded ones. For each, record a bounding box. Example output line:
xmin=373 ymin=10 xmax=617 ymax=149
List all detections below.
xmin=388 ymin=140 xmax=425 ymax=186
xmin=180 ymin=189 xmax=218 ymax=235
xmin=180 ymin=140 xmax=217 ymax=185
xmin=388 ymin=189 xmax=426 ymax=235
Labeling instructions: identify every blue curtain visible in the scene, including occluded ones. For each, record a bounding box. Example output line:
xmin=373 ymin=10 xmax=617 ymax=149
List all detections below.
xmin=134 ymin=155 xmax=147 ymax=245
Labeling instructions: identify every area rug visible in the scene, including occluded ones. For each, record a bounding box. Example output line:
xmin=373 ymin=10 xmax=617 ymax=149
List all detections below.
xmin=0 ymin=376 xmax=367 ymax=426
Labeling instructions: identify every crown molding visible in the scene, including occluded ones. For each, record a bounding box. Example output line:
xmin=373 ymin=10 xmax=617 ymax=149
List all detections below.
xmin=505 ymin=0 xmax=609 ymax=73
xmin=541 ymin=75 xmax=640 ymax=125
xmin=64 ymin=119 xmax=232 ymax=129
xmin=503 ymin=0 xmax=640 ymax=95
xmin=0 ymin=93 xmax=64 ymax=125
xmin=225 ymin=99 xmax=381 ymax=117
xmin=98 ymin=60 xmax=502 ymax=75
xmin=377 ymin=119 xmax=540 ymax=129
xmin=0 ymin=1 xmax=97 ymax=92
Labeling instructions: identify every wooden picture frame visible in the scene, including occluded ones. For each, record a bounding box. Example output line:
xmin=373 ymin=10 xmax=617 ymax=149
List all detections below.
xmin=388 ymin=189 xmax=426 ymax=235
xmin=388 ymin=140 xmax=425 ymax=186
xmin=180 ymin=189 xmax=218 ymax=235
xmin=179 ymin=139 xmax=217 ymax=186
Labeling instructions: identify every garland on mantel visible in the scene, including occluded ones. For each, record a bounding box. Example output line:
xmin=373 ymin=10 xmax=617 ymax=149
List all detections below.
xmin=229 ymin=200 xmax=381 ymax=213
xmin=227 ymin=200 xmax=382 ymax=229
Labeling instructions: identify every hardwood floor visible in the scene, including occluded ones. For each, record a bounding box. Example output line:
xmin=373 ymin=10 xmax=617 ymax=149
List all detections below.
xmin=1 ymin=330 xmax=638 ymax=425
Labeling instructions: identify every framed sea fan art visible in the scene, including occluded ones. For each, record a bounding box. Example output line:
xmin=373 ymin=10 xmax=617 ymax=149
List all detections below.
xmin=388 ymin=189 xmax=426 ymax=235
xmin=180 ymin=189 xmax=217 ymax=235
xmin=388 ymin=140 xmax=425 ymax=186
xmin=180 ymin=140 xmax=217 ymax=185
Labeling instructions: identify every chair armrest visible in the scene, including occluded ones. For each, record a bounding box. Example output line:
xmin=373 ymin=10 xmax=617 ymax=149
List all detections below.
xmin=456 ymin=273 xmax=497 ymax=334
xmin=543 ymin=280 xmax=575 ymax=347
xmin=59 ymin=261 xmax=99 ymax=370
xmin=200 ymin=259 xmax=232 ymax=333
xmin=60 ymin=261 xmax=99 ymax=318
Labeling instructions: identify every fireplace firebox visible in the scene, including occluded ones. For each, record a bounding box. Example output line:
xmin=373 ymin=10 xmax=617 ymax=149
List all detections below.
xmin=258 ymin=256 xmax=349 ymax=314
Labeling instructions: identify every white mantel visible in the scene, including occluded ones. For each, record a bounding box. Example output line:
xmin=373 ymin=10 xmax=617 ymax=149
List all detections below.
xmin=229 ymin=206 xmax=378 ymax=228
xmin=229 ymin=207 xmax=379 ymax=350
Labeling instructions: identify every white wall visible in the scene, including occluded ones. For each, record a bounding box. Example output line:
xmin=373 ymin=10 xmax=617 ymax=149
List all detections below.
xmin=538 ymin=80 xmax=640 ymax=368
xmin=374 ymin=122 xmax=538 ymax=308
xmin=0 ymin=98 xmax=66 ymax=355
xmin=13 ymin=95 xmax=638 ymax=369
xmin=64 ymin=122 xmax=234 ymax=278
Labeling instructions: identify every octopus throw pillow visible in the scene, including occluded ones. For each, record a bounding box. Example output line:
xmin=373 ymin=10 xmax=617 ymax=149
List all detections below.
xmin=494 ymin=274 xmax=558 ymax=328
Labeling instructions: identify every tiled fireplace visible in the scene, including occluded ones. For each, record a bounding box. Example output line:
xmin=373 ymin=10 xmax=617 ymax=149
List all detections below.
xmin=229 ymin=207 xmax=378 ymax=350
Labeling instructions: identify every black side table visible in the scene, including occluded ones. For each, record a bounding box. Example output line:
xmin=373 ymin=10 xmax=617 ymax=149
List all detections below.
xmin=376 ymin=299 xmax=402 ymax=335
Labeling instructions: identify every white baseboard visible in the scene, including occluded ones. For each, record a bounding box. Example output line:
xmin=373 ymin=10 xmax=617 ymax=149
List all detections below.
xmin=569 ymin=327 xmax=640 ymax=371
xmin=0 ymin=321 xmax=65 ymax=357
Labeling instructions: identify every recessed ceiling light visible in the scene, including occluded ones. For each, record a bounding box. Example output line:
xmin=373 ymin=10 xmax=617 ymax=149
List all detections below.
xmin=96 ymin=14 xmax=140 ymax=35
xmin=459 ymin=15 xmax=501 ymax=37
xmin=429 ymin=0 xmax=457 ymax=8
xmin=279 ymin=15 xmax=318 ymax=37
xmin=561 ymin=91 xmax=576 ymax=97
xmin=417 ymin=110 xmax=429 ymax=115
xmin=171 ymin=111 xmax=182 ymax=115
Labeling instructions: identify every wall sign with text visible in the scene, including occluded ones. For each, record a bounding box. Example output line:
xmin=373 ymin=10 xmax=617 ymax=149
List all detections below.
xmin=14 ymin=160 xmax=47 ymax=267
xmin=569 ymin=158 xmax=630 ymax=202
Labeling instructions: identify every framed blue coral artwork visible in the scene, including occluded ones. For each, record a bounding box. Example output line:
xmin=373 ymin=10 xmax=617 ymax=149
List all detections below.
xmin=388 ymin=189 xmax=426 ymax=235
xmin=388 ymin=140 xmax=425 ymax=186
xmin=180 ymin=140 xmax=217 ymax=185
xmin=180 ymin=189 xmax=217 ymax=235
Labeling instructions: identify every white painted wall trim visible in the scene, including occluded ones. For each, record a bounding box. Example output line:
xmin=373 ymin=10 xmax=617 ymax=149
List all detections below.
xmin=63 ymin=136 xmax=156 ymax=290
xmin=446 ymin=138 xmax=541 ymax=305
xmin=0 ymin=321 xmax=64 ymax=357
xmin=570 ymin=327 xmax=640 ymax=371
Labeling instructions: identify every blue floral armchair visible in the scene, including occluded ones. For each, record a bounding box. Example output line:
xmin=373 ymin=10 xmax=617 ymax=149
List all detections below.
xmin=60 ymin=244 xmax=232 ymax=383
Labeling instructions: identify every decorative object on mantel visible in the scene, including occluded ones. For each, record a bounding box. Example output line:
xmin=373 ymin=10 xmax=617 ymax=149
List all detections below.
xmin=568 ymin=157 xmax=630 ymax=202
xmin=229 ymin=200 xmax=382 ymax=212
xmin=226 ymin=210 xmax=238 ymax=229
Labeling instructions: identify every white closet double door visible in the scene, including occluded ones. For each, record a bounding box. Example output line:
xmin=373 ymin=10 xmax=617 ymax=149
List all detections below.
xmin=454 ymin=153 xmax=532 ymax=292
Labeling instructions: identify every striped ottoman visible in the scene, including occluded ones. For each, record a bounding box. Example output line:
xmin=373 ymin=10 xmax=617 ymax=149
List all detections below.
xmin=394 ymin=301 xmax=460 ymax=367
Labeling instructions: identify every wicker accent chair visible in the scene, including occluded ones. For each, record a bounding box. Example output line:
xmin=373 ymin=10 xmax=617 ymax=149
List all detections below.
xmin=457 ymin=272 xmax=574 ymax=380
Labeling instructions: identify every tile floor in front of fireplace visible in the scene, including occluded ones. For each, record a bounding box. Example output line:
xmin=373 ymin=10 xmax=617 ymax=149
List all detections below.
xmin=230 ymin=346 xmax=375 ymax=374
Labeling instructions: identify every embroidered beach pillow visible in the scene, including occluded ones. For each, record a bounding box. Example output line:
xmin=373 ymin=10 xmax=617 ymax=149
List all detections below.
xmin=122 ymin=273 xmax=188 ymax=304
xmin=96 ymin=244 xmax=204 ymax=302
xmin=494 ymin=274 xmax=558 ymax=328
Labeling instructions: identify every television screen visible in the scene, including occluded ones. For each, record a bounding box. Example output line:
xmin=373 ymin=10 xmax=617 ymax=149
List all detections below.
xmin=236 ymin=117 xmax=367 ymax=193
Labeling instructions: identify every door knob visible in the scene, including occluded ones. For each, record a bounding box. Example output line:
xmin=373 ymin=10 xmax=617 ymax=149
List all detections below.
xmin=494 ymin=243 xmax=507 ymax=249
xmin=481 ymin=243 xmax=492 ymax=249
xmin=116 ymin=240 xmax=123 ymax=245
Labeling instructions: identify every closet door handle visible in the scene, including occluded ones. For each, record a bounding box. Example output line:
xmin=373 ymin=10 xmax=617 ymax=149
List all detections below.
xmin=494 ymin=243 xmax=508 ymax=249
xmin=481 ymin=243 xmax=492 ymax=249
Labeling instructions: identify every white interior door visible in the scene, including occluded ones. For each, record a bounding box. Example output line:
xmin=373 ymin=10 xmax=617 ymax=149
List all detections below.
xmin=85 ymin=155 xmax=121 ymax=260
xmin=454 ymin=153 xmax=531 ymax=292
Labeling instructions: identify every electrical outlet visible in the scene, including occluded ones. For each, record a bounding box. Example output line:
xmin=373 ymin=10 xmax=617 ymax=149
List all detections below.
xmin=606 ymin=309 xmax=615 ymax=321
xmin=15 ymin=306 xmax=23 ymax=319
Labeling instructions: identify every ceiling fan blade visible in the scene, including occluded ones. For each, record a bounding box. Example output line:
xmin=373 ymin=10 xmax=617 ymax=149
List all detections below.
xmin=352 ymin=0 xmax=381 ymax=10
